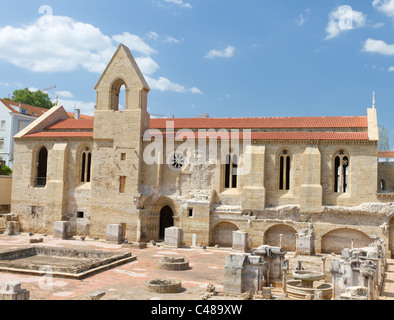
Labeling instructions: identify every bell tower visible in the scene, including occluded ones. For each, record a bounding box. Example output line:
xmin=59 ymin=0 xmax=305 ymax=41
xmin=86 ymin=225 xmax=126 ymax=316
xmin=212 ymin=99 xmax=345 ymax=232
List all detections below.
xmin=90 ymin=44 xmax=150 ymax=238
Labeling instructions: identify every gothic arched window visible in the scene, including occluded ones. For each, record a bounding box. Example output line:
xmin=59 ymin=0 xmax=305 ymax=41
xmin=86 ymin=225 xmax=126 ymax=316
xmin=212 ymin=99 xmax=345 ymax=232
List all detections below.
xmin=81 ymin=148 xmax=92 ymax=183
xmin=334 ymin=149 xmax=349 ymax=193
xmin=224 ymin=153 xmax=238 ymax=189
xmin=35 ymin=146 xmax=48 ymax=187
xmin=279 ymin=149 xmax=291 ymax=191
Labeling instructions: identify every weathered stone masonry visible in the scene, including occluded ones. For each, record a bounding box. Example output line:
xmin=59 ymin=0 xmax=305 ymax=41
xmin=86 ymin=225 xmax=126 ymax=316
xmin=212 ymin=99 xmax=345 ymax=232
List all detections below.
xmin=9 ymin=44 xmax=394 ymax=257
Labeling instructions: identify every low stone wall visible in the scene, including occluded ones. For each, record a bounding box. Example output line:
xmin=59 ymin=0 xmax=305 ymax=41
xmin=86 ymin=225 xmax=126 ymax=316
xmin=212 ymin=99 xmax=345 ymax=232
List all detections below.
xmin=156 ymin=257 xmax=189 ymax=271
xmin=0 ymin=246 xmax=133 ymax=277
xmin=146 ymin=279 xmax=182 ymax=294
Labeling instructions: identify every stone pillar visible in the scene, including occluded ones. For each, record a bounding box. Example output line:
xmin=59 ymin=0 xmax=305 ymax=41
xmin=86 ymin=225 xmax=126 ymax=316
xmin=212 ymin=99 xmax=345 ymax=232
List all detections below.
xmin=299 ymin=145 xmax=322 ymax=213
xmin=322 ymin=257 xmax=327 ymax=275
xmin=0 ymin=282 xmax=29 ymax=300
xmin=282 ymin=266 xmax=288 ymax=297
xmin=164 ymin=227 xmax=184 ymax=248
xmin=233 ymin=230 xmax=250 ymax=253
xmin=106 ymin=224 xmax=125 ymax=244
xmin=5 ymin=221 xmax=20 ymax=236
xmin=240 ymin=145 xmax=266 ymax=211
xmin=46 ymin=143 xmax=69 ymax=231
xmin=53 ymin=221 xmax=71 ymax=240
xmin=296 ymin=226 xmax=316 ymax=256
xmin=279 ymin=234 xmax=283 ymax=249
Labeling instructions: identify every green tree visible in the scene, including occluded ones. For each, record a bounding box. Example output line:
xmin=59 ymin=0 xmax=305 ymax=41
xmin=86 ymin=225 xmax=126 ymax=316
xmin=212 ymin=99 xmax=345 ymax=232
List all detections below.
xmin=6 ymin=88 xmax=55 ymax=110
xmin=378 ymin=125 xmax=390 ymax=151
xmin=0 ymin=165 xmax=12 ymax=176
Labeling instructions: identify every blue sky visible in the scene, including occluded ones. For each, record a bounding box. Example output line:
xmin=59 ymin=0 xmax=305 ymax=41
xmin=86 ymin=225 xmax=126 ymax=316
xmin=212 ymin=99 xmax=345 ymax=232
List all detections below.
xmin=0 ymin=0 xmax=393 ymax=147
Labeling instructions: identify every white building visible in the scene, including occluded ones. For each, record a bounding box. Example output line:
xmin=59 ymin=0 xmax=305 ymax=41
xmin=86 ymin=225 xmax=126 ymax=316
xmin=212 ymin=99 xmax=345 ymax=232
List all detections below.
xmin=0 ymin=99 xmax=48 ymax=169
xmin=0 ymin=99 xmax=93 ymax=169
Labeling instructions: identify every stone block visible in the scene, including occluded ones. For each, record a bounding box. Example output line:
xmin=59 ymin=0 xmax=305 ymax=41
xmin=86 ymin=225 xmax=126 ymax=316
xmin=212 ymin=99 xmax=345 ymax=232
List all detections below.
xmin=5 ymin=221 xmax=20 ymax=236
xmin=53 ymin=221 xmax=71 ymax=240
xmin=232 ymin=230 xmax=250 ymax=253
xmin=106 ymin=224 xmax=125 ymax=244
xmin=0 ymin=282 xmax=30 ymax=300
xmin=164 ymin=227 xmax=184 ymax=248
xmin=26 ymin=237 xmax=44 ymax=244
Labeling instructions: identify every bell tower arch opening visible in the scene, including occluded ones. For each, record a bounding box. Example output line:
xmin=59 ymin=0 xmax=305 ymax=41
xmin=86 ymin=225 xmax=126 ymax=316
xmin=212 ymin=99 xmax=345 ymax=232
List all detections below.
xmin=110 ymin=78 xmax=127 ymax=111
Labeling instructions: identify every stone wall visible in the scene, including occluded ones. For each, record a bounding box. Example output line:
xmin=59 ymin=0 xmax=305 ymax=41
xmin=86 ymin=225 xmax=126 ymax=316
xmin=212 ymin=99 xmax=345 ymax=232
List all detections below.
xmin=0 ymin=176 xmax=12 ymax=207
xmin=378 ymin=162 xmax=394 ymax=192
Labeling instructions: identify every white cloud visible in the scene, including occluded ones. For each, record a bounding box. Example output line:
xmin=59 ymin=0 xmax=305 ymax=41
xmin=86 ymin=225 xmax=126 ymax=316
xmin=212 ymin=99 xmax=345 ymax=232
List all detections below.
xmin=205 ymin=45 xmax=236 ymax=59
xmin=0 ymin=16 xmax=116 ymax=73
xmin=135 ymin=57 xmax=160 ymax=75
xmin=190 ymin=87 xmax=203 ymax=94
xmin=297 ymin=9 xmax=311 ymax=26
xmin=55 ymin=90 xmax=74 ymax=98
xmin=163 ymin=36 xmax=183 ymax=44
xmin=112 ymin=32 xmax=157 ymax=56
xmin=373 ymin=22 xmax=385 ymax=28
xmin=325 ymin=5 xmax=367 ymax=40
xmin=298 ymin=14 xmax=305 ymax=26
xmin=57 ymin=98 xmax=95 ymax=117
xmin=0 ymin=15 xmax=199 ymax=95
xmin=363 ymin=38 xmax=394 ymax=55
xmin=164 ymin=0 xmax=192 ymax=8
xmin=373 ymin=0 xmax=394 ymax=17
xmin=388 ymin=66 xmax=394 ymax=71
xmin=146 ymin=76 xmax=202 ymax=94
xmin=146 ymin=31 xmax=160 ymax=41
xmin=145 ymin=32 xmax=183 ymax=44
xmin=28 ymin=87 xmax=39 ymax=92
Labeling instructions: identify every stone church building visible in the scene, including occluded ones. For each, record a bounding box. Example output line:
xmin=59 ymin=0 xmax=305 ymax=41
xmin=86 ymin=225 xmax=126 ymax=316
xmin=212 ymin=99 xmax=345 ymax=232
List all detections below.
xmin=10 ymin=44 xmax=394 ymax=256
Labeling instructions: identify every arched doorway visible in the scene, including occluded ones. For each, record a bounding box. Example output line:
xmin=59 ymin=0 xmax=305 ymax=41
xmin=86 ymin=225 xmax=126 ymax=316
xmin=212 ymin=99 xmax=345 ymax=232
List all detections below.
xmin=264 ymin=224 xmax=297 ymax=251
xmin=159 ymin=205 xmax=174 ymax=240
xmin=210 ymin=222 xmax=239 ymax=247
xmin=321 ymin=228 xmax=372 ymax=254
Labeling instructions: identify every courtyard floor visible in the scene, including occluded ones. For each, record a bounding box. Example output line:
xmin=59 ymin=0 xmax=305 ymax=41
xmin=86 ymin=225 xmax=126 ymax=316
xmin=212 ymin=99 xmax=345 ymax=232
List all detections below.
xmin=0 ymin=233 xmax=393 ymax=301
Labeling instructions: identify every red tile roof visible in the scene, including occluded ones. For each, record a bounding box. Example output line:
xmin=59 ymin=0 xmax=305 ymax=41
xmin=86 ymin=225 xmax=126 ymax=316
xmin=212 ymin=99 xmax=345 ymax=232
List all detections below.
xmin=21 ymin=116 xmax=370 ymax=141
xmin=378 ymin=151 xmax=394 ymax=158
xmin=66 ymin=112 xmax=94 ymax=120
xmin=0 ymin=99 xmax=93 ymax=120
xmin=24 ymin=132 xmax=93 ymax=138
xmin=146 ymin=131 xmax=369 ymax=141
xmin=46 ymin=119 xmax=94 ymax=130
xmin=150 ymin=116 xmax=368 ymax=129
xmin=0 ymin=99 xmax=48 ymax=117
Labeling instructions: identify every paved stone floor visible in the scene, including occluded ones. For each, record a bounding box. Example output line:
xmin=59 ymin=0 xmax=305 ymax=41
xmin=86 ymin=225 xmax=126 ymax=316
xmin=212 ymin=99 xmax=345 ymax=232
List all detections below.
xmin=0 ymin=233 xmax=393 ymax=301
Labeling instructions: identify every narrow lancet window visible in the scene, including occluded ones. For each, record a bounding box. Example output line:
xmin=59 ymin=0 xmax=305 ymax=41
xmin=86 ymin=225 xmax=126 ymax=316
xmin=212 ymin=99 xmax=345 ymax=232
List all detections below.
xmin=279 ymin=150 xmax=291 ymax=191
xmin=334 ymin=150 xmax=349 ymax=193
xmin=224 ymin=153 xmax=238 ymax=189
xmin=81 ymin=149 xmax=92 ymax=183
xmin=35 ymin=147 xmax=48 ymax=187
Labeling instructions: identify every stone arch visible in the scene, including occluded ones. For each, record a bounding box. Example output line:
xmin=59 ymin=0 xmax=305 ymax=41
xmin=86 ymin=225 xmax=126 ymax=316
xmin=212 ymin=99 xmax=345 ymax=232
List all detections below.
xmin=144 ymin=197 xmax=179 ymax=241
xmin=321 ymin=228 xmax=372 ymax=254
xmin=210 ymin=221 xmax=239 ymax=247
xmin=110 ymin=77 xmax=128 ymax=111
xmin=264 ymin=224 xmax=297 ymax=251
